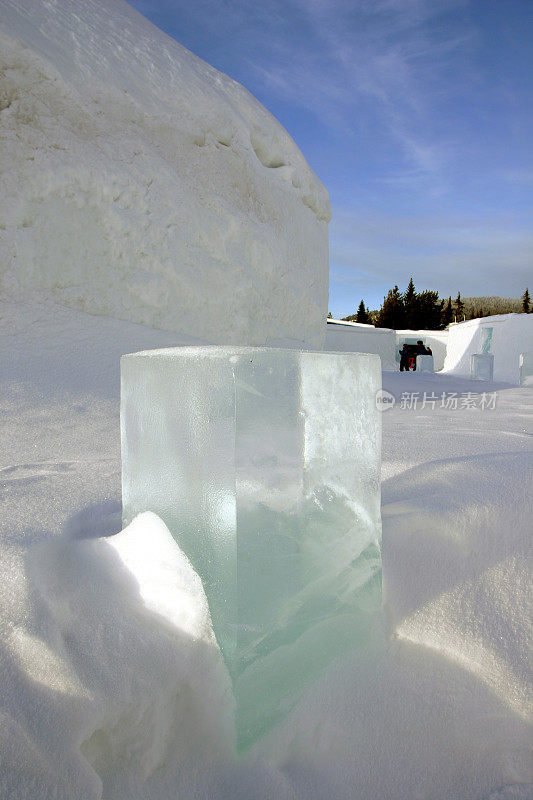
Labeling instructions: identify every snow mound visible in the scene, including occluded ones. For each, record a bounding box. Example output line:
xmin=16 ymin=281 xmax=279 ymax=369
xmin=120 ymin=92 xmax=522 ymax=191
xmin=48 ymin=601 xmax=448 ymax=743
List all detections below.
xmin=0 ymin=0 xmax=330 ymax=347
xmin=383 ymin=451 xmax=532 ymax=718
xmin=1 ymin=511 xmax=234 ymax=800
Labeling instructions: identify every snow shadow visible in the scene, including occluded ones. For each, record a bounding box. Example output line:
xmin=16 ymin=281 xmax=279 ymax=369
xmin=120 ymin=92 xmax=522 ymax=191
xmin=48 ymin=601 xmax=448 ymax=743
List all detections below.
xmin=0 ymin=299 xmax=202 ymax=402
xmin=382 ymin=450 xmax=532 ymax=621
xmin=63 ymin=499 xmax=122 ymax=540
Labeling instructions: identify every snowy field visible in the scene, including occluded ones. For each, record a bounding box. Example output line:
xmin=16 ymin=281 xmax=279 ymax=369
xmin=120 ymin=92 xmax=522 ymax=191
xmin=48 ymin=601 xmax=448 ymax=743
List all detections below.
xmin=1 ymin=298 xmax=531 ymax=800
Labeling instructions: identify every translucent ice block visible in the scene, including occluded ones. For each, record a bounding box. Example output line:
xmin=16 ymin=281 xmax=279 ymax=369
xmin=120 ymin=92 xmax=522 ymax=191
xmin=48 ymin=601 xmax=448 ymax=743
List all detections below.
xmin=417 ymin=354 xmax=434 ymax=372
xmin=519 ymin=353 xmax=533 ymax=387
xmin=121 ymin=347 xmax=382 ymax=748
xmin=471 ymin=353 xmax=494 ymax=381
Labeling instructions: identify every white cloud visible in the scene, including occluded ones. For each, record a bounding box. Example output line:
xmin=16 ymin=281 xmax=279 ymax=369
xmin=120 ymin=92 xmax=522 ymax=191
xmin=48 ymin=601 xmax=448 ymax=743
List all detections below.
xmin=240 ymin=0 xmax=476 ymax=186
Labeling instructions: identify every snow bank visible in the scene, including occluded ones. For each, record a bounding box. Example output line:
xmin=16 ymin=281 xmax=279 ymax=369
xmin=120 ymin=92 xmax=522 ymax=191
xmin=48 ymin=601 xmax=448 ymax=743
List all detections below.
xmin=325 ymin=319 xmax=397 ymax=369
xmin=443 ymin=314 xmax=533 ymax=383
xmin=383 ymin=451 xmax=532 ymax=718
xmin=0 ymin=0 xmax=330 ymax=348
xmin=1 ymin=511 xmax=234 ymax=800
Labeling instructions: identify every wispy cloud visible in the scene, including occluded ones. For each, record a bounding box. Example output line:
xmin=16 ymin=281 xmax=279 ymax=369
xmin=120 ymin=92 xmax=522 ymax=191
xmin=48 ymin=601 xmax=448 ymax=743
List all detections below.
xmin=238 ymin=0 xmax=475 ymax=185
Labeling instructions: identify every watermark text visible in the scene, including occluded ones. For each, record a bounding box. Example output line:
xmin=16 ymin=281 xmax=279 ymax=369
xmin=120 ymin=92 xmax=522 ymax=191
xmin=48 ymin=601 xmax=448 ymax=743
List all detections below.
xmin=376 ymin=390 xmax=497 ymax=412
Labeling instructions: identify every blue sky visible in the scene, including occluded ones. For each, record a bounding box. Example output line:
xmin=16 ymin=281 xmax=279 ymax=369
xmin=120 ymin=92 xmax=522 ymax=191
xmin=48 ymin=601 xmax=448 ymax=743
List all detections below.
xmin=127 ymin=0 xmax=532 ymax=316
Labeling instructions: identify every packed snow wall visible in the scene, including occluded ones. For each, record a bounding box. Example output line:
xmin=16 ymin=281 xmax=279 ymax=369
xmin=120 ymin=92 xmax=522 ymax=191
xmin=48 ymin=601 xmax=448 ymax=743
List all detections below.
xmin=443 ymin=314 xmax=533 ymax=383
xmin=325 ymin=320 xmax=397 ymax=369
xmin=0 ymin=0 xmax=331 ymax=348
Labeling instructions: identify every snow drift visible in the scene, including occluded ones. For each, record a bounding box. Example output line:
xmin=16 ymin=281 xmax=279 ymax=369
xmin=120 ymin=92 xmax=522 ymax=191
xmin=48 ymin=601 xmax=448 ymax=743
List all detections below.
xmin=1 ymin=511 xmax=235 ymax=800
xmin=0 ymin=0 xmax=330 ymax=348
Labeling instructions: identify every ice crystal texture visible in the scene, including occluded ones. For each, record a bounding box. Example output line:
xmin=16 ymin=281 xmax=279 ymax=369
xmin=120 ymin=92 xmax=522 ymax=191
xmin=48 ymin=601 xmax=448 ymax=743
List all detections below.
xmin=471 ymin=353 xmax=494 ymax=381
xmin=519 ymin=353 xmax=533 ymax=386
xmin=121 ymin=347 xmax=382 ymax=747
xmin=417 ymin=355 xmax=434 ymax=373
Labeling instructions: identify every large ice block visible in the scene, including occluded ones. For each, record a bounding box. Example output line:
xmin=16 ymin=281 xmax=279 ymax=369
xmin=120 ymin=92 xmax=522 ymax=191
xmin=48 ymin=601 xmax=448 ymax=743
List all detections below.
xmin=471 ymin=353 xmax=494 ymax=381
xmin=519 ymin=353 xmax=533 ymax=387
xmin=121 ymin=347 xmax=382 ymax=748
xmin=417 ymin=354 xmax=434 ymax=373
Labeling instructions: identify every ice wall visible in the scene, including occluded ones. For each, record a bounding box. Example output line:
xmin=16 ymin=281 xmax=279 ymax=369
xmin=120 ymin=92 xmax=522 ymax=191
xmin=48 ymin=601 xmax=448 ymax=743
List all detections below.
xmin=121 ymin=347 xmax=382 ymax=748
xmin=443 ymin=314 xmax=533 ymax=384
xmin=325 ymin=320 xmax=397 ymax=370
xmin=0 ymin=0 xmax=330 ymax=348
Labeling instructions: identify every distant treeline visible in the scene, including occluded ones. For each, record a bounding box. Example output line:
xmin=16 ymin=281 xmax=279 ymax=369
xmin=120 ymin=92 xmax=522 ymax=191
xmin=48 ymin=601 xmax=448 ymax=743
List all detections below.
xmin=339 ymin=282 xmax=530 ymax=331
xmin=458 ymin=296 xmax=523 ymax=318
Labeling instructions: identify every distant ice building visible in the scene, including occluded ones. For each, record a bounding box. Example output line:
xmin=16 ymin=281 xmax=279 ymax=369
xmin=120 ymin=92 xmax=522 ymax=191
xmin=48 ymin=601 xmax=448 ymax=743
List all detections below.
xmin=443 ymin=314 xmax=533 ymax=384
xmin=325 ymin=314 xmax=533 ymax=384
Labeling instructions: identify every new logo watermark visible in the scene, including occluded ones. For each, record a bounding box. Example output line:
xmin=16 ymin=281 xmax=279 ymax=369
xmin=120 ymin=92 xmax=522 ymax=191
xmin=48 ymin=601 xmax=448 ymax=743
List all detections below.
xmin=375 ymin=390 xmax=498 ymax=411
xmin=375 ymin=390 xmax=396 ymax=411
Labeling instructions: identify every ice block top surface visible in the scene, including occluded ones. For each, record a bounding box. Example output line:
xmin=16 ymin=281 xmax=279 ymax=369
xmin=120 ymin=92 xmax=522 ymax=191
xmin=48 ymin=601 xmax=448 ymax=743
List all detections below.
xmin=122 ymin=346 xmax=382 ymax=363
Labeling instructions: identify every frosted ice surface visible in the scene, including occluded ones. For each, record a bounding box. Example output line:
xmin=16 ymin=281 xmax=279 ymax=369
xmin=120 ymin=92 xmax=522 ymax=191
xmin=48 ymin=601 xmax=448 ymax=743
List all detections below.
xmin=519 ymin=353 xmax=533 ymax=387
xmin=121 ymin=347 xmax=382 ymax=748
xmin=471 ymin=353 xmax=494 ymax=381
xmin=417 ymin=354 xmax=434 ymax=373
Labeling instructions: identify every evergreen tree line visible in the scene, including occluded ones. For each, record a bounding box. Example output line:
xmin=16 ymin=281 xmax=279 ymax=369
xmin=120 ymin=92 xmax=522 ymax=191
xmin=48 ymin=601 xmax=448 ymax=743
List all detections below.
xmin=340 ymin=283 xmax=531 ymax=330
xmin=459 ymin=294 xmax=528 ymax=318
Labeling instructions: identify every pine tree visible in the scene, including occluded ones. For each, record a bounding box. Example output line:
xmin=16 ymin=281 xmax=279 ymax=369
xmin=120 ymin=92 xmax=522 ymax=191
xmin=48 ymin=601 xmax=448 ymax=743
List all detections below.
xmin=415 ymin=290 xmax=444 ymax=329
xmin=375 ymin=285 xmax=406 ymax=329
xmin=454 ymin=292 xmax=465 ymax=321
xmin=403 ymin=277 xmax=417 ymax=329
xmin=442 ymin=296 xmax=453 ymax=328
xmin=522 ymin=288 xmax=530 ymax=313
xmin=356 ymin=300 xmax=370 ymax=324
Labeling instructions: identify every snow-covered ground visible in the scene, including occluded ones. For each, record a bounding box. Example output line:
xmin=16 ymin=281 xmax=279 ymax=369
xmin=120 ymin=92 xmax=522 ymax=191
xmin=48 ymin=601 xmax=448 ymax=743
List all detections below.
xmin=1 ymin=298 xmax=531 ymax=800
